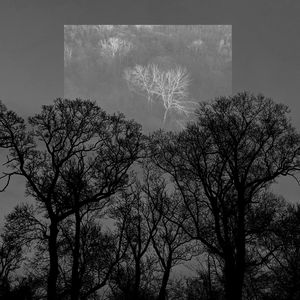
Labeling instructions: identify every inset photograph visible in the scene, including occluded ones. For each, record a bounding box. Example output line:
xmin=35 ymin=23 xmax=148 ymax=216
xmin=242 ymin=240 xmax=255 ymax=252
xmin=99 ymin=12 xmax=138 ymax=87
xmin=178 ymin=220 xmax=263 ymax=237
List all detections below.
xmin=64 ymin=25 xmax=232 ymax=131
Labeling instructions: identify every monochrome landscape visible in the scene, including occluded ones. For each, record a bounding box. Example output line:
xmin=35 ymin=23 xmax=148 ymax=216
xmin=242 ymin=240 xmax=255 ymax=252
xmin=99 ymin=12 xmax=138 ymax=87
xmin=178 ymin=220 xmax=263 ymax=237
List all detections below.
xmin=0 ymin=6 xmax=299 ymax=300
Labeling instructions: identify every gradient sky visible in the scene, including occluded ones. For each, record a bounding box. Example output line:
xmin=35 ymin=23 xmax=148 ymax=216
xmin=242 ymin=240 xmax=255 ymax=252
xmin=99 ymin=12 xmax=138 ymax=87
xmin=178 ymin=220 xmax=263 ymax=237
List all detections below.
xmin=0 ymin=0 xmax=299 ymax=222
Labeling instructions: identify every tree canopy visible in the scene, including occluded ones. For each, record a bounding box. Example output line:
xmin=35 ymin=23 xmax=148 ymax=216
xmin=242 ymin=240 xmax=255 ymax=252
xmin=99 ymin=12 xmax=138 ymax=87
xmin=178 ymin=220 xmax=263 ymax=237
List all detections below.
xmin=0 ymin=93 xmax=299 ymax=300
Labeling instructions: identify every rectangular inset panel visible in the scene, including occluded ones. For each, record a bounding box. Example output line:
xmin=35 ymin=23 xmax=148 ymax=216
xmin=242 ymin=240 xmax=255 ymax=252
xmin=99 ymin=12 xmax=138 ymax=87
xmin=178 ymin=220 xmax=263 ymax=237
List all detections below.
xmin=64 ymin=25 xmax=232 ymax=131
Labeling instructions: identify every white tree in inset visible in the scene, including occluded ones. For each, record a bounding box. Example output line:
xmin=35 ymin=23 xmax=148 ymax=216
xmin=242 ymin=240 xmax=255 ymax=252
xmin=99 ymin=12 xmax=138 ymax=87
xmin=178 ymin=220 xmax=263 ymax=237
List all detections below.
xmin=124 ymin=65 xmax=157 ymax=103
xmin=94 ymin=25 xmax=114 ymax=32
xmin=218 ymin=32 xmax=232 ymax=62
xmin=64 ymin=45 xmax=72 ymax=67
xmin=188 ymin=39 xmax=204 ymax=54
xmin=124 ymin=64 xmax=196 ymax=123
xmin=99 ymin=37 xmax=133 ymax=59
xmin=152 ymin=65 xmax=195 ymax=122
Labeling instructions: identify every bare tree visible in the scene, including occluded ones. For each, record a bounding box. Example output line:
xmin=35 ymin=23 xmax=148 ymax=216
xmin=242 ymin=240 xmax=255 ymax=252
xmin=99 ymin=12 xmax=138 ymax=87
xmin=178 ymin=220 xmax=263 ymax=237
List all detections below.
xmin=218 ymin=32 xmax=232 ymax=62
xmin=187 ymin=39 xmax=205 ymax=55
xmin=0 ymin=101 xmax=10 ymax=149
xmin=3 ymin=201 xmax=127 ymax=300
xmin=3 ymin=203 xmax=49 ymax=298
xmin=0 ymin=232 xmax=24 ymax=297
xmin=124 ymin=64 xmax=196 ymax=123
xmin=100 ymin=37 xmax=133 ymax=59
xmin=0 ymin=99 xmax=144 ymax=300
xmin=258 ymin=203 xmax=300 ymax=300
xmin=124 ymin=65 xmax=157 ymax=105
xmin=150 ymin=92 xmax=300 ymax=300
xmin=111 ymin=182 xmax=158 ymax=299
xmin=141 ymin=164 xmax=196 ymax=300
xmin=110 ymin=163 xmax=197 ymax=300
xmin=64 ymin=44 xmax=72 ymax=67
xmin=55 ymin=207 xmax=128 ymax=300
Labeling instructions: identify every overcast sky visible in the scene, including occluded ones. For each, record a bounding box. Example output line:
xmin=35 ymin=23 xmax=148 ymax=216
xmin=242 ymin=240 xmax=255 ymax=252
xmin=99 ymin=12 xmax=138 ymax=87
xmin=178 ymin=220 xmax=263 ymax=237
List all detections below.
xmin=0 ymin=0 xmax=299 ymax=222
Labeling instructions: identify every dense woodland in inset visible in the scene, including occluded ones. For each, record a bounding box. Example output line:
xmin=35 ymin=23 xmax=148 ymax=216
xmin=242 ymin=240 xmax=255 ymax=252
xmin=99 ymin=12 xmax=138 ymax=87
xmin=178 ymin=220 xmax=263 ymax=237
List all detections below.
xmin=64 ymin=25 xmax=232 ymax=131
xmin=0 ymin=92 xmax=299 ymax=300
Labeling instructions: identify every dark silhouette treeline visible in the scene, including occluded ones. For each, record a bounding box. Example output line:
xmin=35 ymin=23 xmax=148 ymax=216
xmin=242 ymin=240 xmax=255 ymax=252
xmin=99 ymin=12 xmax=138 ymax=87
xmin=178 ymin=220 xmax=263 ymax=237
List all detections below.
xmin=0 ymin=92 xmax=299 ymax=300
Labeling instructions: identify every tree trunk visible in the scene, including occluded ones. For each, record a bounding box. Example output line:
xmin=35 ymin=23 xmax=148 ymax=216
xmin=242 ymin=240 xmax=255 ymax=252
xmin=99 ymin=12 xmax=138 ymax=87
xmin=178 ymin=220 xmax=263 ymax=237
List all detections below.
xmin=133 ymin=259 xmax=141 ymax=299
xmin=228 ymin=192 xmax=246 ymax=300
xmin=207 ymin=256 xmax=214 ymax=300
xmin=71 ymin=205 xmax=81 ymax=300
xmin=223 ymin=249 xmax=245 ymax=300
xmin=224 ymin=267 xmax=244 ymax=300
xmin=158 ymin=261 xmax=172 ymax=300
xmin=47 ymin=221 xmax=59 ymax=300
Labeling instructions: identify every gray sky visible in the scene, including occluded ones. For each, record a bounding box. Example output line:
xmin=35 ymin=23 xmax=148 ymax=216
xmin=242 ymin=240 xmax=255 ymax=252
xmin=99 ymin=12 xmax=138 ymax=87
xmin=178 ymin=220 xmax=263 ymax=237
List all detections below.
xmin=0 ymin=0 xmax=299 ymax=222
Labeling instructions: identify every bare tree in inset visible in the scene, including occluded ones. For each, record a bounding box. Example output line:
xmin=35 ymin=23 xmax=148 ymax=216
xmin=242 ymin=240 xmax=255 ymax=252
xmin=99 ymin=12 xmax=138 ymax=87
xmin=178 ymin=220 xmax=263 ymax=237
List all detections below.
xmin=124 ymin=64 xmax=196 ymax=124
xmin=64 ymin=44 xmax=72 ymax=67
xmin=124 ymin=65 xmax=156 ymax=105
xmin=100 ymin=37 xmax=133 ymax=59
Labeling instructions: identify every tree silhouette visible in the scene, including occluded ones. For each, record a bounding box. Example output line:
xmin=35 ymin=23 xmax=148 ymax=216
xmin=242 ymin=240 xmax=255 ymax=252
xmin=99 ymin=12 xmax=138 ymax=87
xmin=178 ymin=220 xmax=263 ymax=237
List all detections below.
xmin=3 ymin=203 xmax=49 ymax=298
xmin=0 ymin=232 xmax=24 ymax=298
xmin=0 ymin=99 xmax=144 ymax=300
xmin=141 ymin=162 xmax=196 ymax=300
xmin=260 ymin=204 xmax=300 ymax=299
xmin=111 ymin=181 xmax=158 ymax=299
xmin=109 ymin=163 xmax=198 ymax=300
xmin=0 ymin=101 xmax=10 ymax=149
xmin=1 ymin=94 xmax=300 ymax=300
xmin=56 ymin=208 xmax=128 ymax=299
xmin=149 ymin=92 xmax=300 ymax=300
